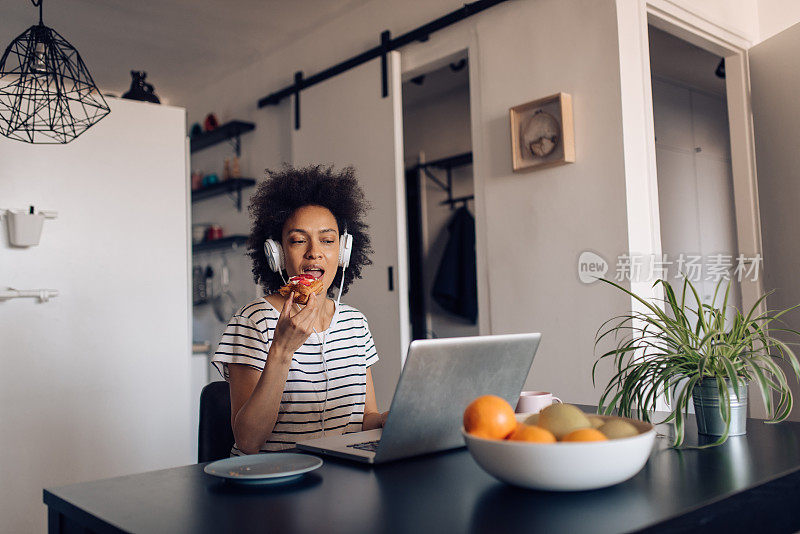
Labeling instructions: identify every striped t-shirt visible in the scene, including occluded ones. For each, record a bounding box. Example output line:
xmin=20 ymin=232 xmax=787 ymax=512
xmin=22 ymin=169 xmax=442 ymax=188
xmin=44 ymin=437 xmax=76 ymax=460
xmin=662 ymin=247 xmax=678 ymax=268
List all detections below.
xmin=211 ymin=297 xmax=379 ymax=453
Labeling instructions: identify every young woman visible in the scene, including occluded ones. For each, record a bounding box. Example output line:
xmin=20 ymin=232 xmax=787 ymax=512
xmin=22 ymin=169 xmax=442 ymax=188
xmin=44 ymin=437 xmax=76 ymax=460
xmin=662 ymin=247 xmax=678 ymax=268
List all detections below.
xmin=211 ymin=165 xmax=387 ymax=455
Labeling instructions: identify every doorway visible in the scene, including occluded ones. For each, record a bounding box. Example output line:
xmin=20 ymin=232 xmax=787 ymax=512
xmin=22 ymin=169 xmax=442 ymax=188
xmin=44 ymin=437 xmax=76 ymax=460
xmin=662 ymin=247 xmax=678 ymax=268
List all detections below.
xmin=401 ymin=53 xmax=479 ymax=341
xmin=648 ymin=25 xmax=742 ymax=314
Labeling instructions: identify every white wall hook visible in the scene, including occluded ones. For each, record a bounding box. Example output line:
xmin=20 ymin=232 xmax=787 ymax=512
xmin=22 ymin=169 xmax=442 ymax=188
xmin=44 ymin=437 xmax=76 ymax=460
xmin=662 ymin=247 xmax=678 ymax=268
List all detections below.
xmin=0 ymin=288 xmax=60 ymax=302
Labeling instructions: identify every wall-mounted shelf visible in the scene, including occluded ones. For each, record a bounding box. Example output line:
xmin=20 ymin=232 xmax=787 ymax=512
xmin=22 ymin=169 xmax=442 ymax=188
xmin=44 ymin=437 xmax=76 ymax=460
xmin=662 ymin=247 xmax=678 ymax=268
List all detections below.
xmin=190 ymin=120 xmax=255 ymax=156
xmin=191 ymin=178 xmax=256 ymax=211
xmin=192 ymin=235 xmax=248 ymax=254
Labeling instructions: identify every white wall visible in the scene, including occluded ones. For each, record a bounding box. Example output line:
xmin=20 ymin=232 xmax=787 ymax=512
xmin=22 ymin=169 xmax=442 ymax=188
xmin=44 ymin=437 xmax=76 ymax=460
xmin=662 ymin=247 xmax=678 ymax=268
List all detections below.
xmin=749 ymin=22 xmax=800 ymax=420
xmin=403 ymin=82 xmax=479 ymax=339
xmin=0 ymin=99 xmax=192 ymax=533
xmin=648 ymin=0 xmax=760 ymax=43
xmin=758 ymin=0 xmax=800 ymax=41
xmin=472 ymin=0 xmax=632 ymax=401
xmin=182 ymin=0 xmax=632 ymax=405
xmin=645 ymin=1 xmax=800 ymax=46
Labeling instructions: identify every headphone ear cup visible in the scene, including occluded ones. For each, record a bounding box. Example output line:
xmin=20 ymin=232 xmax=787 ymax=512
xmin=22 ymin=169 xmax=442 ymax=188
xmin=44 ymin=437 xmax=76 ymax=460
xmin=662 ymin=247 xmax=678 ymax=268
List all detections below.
xmin=338 ymin=233 xmax=353 ymax=268
xmin=264 ymin=239 xmax=285 ymax=272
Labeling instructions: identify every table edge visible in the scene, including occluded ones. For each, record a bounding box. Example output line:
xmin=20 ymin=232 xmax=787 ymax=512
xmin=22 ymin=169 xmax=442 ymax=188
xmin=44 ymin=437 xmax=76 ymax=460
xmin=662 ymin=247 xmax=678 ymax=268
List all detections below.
xmin=631 ymin=464 xmax=800 ymax=532
xmin=44 ymin=488 xmax=129 ymax=534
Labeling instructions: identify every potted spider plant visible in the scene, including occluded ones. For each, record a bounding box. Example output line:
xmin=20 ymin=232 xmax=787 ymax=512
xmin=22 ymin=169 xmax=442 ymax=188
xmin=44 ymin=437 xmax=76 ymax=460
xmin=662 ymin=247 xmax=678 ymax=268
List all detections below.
xmin=592 ymin=277 xmax=800 ymax=447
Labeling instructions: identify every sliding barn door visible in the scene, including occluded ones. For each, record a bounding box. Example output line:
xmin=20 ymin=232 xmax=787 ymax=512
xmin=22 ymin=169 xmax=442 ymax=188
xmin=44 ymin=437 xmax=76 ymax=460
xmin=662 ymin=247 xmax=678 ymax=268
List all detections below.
xmin=291 ymin=52 xmax=409 ymax=411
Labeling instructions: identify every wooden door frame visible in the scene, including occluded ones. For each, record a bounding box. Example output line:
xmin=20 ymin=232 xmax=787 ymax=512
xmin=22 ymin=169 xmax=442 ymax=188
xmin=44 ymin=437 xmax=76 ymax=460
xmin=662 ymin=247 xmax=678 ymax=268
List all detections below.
xmin=632 ymin=0 xmax=767 ymax=417
xmin=645 ymin=0 xmax=765 ymax=318
xmin=616 ymin=0 xmax=763 ymax=314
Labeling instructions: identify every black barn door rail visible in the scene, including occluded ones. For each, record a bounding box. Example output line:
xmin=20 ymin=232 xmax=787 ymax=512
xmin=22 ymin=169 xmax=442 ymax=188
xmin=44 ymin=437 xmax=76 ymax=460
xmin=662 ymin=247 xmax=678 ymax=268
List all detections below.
xmin=257 ymin=0 xmax=509 ymax=114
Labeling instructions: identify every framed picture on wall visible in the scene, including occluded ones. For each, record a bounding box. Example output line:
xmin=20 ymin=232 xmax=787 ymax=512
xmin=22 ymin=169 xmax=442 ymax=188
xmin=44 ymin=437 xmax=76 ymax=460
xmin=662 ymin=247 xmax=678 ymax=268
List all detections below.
xmin=509 ymin=92 xmax=575 ymax=172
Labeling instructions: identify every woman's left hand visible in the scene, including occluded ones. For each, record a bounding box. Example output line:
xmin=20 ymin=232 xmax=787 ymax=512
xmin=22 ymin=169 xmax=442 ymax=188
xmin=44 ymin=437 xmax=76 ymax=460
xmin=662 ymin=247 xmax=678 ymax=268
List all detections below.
xmin=362 ymin=410 xmax=389 ymax=430
xmin=363 ymin=369 xmax=385 ymax=431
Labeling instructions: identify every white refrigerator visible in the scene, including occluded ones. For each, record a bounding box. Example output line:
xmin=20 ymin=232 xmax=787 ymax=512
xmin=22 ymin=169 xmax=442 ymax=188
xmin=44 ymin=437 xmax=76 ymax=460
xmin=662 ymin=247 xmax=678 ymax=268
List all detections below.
xmin=0 ymin=98 xmax=193 ymax=533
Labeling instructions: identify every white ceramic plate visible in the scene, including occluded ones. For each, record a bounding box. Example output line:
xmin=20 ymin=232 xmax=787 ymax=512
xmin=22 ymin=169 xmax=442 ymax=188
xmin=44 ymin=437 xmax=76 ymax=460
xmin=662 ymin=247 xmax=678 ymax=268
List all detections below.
xmin=204 ymin=453 xmax=323 ymax=485
xmin=463 ymin=414 xmax=656 ymax=491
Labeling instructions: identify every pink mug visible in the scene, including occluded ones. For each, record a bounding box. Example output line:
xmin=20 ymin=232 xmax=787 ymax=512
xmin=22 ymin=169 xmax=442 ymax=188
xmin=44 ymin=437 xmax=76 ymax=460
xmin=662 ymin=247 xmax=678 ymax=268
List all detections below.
xmin=515 ymin=391 xmax=562 ymax=414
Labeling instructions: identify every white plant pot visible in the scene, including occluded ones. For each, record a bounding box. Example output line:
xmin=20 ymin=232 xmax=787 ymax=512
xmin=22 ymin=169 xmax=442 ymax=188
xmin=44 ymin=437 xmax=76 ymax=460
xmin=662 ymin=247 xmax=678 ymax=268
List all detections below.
xmin=6 ymin=211 xmax=45 ymax=247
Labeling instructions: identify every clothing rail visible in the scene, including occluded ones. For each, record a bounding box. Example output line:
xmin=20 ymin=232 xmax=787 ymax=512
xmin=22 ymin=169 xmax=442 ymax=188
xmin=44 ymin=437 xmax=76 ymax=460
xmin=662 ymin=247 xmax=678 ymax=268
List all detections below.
xmin=440 ymin=194 xmax=474 ymax=208
xmin=0 ymin=288 xmax=59 ymax=302
xmin=413 ymin=152 xmax=474 ymax=210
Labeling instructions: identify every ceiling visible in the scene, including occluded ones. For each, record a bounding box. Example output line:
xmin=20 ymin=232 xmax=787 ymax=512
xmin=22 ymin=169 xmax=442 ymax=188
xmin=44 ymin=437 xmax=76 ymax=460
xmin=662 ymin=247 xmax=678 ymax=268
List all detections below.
xmin=648 ymin=26 xmax=725 ymax=97
xmin=402 ymin=52 xmax=469 ymax=109
xmin=2 ymin=4 xmax=726 ymax=109
xmin=1 ymin=0 xmax=372 ymax=105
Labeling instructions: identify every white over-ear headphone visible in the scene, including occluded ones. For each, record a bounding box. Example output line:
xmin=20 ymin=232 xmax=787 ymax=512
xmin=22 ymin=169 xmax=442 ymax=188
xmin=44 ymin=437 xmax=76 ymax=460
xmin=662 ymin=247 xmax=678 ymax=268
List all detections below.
xmin=263 ymin=228 xmax=352 ymax=273
xmin=263 ymin=239 xmax=285 ymax=274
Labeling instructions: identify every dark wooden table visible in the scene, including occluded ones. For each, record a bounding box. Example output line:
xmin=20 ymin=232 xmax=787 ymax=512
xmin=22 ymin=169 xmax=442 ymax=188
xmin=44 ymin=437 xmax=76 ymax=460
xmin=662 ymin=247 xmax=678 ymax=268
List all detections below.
xmin=44 ymin=412 xmax=800 ymax=533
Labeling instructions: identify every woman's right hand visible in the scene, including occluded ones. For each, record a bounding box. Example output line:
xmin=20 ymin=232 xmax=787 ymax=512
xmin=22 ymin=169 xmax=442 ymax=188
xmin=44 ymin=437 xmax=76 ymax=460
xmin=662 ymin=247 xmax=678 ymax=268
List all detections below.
xmin=271 ymin=291 xmax=323 ymax=357
xmin=231 ymin=291 xmax=322 ymax=454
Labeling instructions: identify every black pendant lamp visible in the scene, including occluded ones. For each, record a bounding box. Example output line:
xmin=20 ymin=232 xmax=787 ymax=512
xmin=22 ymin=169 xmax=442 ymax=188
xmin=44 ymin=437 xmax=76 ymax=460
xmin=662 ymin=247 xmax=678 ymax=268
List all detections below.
xmin=0 ymin=0 xmax=110 ymax=143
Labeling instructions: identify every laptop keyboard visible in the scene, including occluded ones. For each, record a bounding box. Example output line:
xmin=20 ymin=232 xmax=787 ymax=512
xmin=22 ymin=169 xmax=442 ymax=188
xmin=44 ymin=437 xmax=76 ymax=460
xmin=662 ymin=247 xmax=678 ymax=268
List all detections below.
xmin=347 ymin=440 xmax=380 ymax=452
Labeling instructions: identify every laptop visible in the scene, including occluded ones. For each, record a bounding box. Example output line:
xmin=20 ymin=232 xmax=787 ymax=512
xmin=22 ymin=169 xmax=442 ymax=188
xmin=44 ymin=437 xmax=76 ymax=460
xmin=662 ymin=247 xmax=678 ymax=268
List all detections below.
xmin=296 ymin=333 xmax=540 ymax=464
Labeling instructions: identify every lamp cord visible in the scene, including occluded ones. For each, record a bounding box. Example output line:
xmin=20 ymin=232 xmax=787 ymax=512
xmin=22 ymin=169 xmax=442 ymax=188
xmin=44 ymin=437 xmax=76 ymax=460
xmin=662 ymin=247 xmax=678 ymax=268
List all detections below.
xmin=29 ymin=0 xmax=43 ymax=24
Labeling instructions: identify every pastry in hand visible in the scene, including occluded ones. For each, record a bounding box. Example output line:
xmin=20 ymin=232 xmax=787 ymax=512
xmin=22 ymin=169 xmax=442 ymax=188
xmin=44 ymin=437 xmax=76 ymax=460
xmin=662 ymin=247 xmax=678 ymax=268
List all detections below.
xmin=278 ymin=274 xmax=324 ymax=305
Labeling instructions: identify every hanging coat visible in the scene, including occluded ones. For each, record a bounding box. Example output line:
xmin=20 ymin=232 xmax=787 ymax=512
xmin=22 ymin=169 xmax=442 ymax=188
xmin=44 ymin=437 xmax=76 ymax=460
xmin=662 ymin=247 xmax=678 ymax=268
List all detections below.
xmin=432 ymin=206 xmax=478 ymax=323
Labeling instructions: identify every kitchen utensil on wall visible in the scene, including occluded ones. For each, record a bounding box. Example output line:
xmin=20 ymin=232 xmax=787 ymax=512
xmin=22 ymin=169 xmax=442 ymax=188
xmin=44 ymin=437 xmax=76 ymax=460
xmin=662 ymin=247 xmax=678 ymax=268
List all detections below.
xmin=192 ymin=265 xmax=208 ymax=305
xmin=212 ymin=257 xmax=238 ymax=322
xmin=204 ymin=265 xmax=214 ymax=300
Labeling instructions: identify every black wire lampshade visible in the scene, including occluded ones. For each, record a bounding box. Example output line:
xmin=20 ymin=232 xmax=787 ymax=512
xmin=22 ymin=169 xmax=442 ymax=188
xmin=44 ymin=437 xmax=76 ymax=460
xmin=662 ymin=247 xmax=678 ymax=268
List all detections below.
xmin=0 ymin=5 xmax=110 ymax=144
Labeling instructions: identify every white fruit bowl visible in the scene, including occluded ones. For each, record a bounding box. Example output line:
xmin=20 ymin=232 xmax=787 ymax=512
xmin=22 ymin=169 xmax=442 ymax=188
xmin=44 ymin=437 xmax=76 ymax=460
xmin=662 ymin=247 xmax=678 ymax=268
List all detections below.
xmin=463 ymin=414 xmax=656 ymax=491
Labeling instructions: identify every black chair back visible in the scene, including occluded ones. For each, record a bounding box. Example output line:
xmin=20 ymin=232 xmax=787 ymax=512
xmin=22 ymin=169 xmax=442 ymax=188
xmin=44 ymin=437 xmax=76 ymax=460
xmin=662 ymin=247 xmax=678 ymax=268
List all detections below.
xmin=198 ymin=381 xmax=235 ymax=463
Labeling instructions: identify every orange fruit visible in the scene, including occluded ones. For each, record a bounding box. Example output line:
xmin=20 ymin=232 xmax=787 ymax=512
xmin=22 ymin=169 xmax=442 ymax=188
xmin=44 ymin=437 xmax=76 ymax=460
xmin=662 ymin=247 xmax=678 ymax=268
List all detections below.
xmin=463 ymin=395 xmax=517 ymax=440
xmin=561 ymin=428 xmax=608 ymax=442
xmin=507 ymin=423 xmax=556 ymax=443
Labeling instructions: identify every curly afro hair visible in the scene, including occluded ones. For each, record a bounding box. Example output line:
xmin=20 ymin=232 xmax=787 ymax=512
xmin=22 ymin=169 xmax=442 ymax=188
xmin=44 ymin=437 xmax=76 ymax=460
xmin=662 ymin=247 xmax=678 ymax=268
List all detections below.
xmin=247 ymin=165 xmax=373 ymax=297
